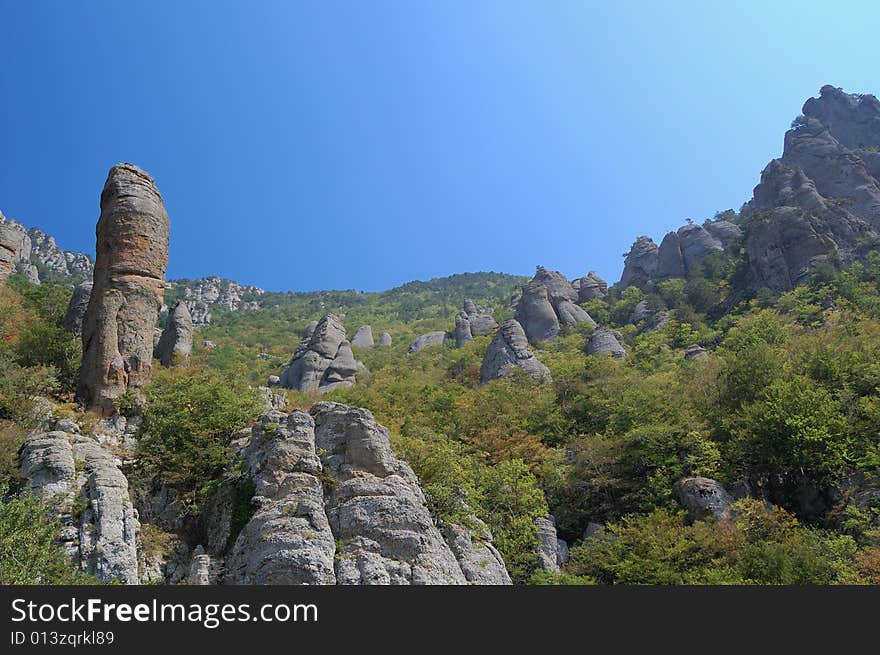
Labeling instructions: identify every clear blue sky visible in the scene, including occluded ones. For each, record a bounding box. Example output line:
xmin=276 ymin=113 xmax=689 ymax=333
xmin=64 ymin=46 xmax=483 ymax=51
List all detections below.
xmin=1 ymin=1 xmax=877 ymax=292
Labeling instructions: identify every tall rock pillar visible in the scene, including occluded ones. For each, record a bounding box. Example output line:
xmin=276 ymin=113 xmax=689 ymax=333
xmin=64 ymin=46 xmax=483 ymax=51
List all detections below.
xmin=77 ymin=164 xmax=170 ymax=414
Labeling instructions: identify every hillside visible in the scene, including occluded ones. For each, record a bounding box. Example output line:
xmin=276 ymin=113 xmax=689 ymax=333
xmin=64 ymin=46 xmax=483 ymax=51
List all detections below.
xmin=1 ymin=85 xmax=879 ymax=586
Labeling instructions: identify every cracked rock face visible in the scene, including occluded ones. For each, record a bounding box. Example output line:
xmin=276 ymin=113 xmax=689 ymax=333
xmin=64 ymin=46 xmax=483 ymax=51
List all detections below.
xmin=480 ymin=319 xmax=551 ymax=383
xmin=19 ymin=422 xmax=140 ymax=584
xmin=574 ymin=271 xmax=608 ymax=302
xmin=279 ymin=313 xmax=364 ymax=393
xmin=156 ymin=300 xmax=193 ymax=367
xmin=514 ymin=267 xmax=595 ymax=344
xmin=535 ymin=515 xmax=569 ymax=572
xmin=77 ymin=163 xmax=170 ymax=415
xmin=619 ymin=236 xmax=659 ymax=290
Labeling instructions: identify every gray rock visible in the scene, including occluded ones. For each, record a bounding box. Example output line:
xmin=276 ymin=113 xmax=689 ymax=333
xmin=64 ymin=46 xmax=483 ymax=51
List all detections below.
xmin=77 ymin=163 xmax=170 ymax=415
xmin=303 ymin=321 xmax=318 ymax=339
xmin=684 ymin=344 xmax=708 ymax=360
xmin=0 ymin=221 xmax=20 ymax=286
xmin=619 ymin=236 xmax=659 ymax=289
xmin=629 ymin=299 xmax=670 ymax=331
xmin=351 ymin=325 xmax=374 ymax=348
xmin=514 ymin=267 xmax=595 ymax=344
xmin=454 ymin=313 xmax=473 ymax=347
xmin=441 ymin=517 xmax=512 ymax=585
xmin=378 ymin=332 xmax=392 ymax=346
xmin=703 ymin=218 xmax=741 ymax=248
xmin=576 ymin=271 xmax=608 ymax=302
xmin=63 ymin=281 xmax=93 ymax=336
xmin=586 ymin=328 xmax=627 ymax=359
xmin=267 ymin=375 xmax=281 ymax=387
xmin=280 ymin=314 xmax=365 ymax=393
xmin=408 ymin=331 xmax=447 ymax=353
xmin=462 ymin=299 xmax=498 ymax=336
xmin=480 ymin=319 xmax=551 ymax=383
xmin=202 ymin=339 xmax=217 ymax=350
xmin=156 ymin=301 xmax=193 ymax=368
xmin=312 ymin=402 xmax=469 ymax=584
xmin=535 ymin=515 xmax=563 ymax=572
xmin=674 ymin=477 xmax=734 ymax=523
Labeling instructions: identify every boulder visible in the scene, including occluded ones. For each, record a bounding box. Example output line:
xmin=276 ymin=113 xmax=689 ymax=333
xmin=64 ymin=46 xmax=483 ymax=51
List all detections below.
xmin=378 ymin=332 xmax=392 ymax=347
xmin=514 ymin=267 xmax=595 ymax=344
xmin=619 ymin=236 xmax=659 ymax=289
xmin=480 ymin=319 xmax=551 ymax=383
xmin=351 ymin=325 xmax=374 ymax=348
xmin=280 ymin=314 xmax=364 ymax=393
xmin=684 ymin=344 xmax=708 ymax=360
xmin=156 ymin=300 xmax=193 ymax=368
xmin=575 ymin=271 xmax=608 ymax=302
xmin=441 ymin=517 xmax=512 ymax=585
xmin=674 ymin=477 xmax=734 ymax=523
xmin=586 ymin=328 xmax=627 ymax=359
xmin=63 ymin=281 xmax=93 ymax=336
xmin=454 ymin=313 xmax=473 ymax=347
xmin=462 ymin=299 xmax=498 ymax=336
xmin=77 ymin=164 xmax=170 ymax=415
xmin=534 ymin=515 xmax=567 ymax=572
xmin=408 ymin=331 xmax=447 ymax=353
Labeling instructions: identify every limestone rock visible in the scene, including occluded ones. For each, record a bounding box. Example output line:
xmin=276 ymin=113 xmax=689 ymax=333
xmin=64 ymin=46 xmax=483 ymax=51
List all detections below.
xmin=156 ymin=300 xmax=193 ymax=368
xmin=514 ymin=267 xmax=595 ymax=344
xmin=77 ymin=163 xmax=170 ymax=415
xmin=378 ymin=332 xmax=392 ymax=346
xmin=280 ymin=314 xmax=364 ymax=393
xmin=629 ymin=299 xmax=670 ymax=331
xmin=586 ymin=328 xmax=627 ymax=359
xmin=225 ymin=411 xmax=336 ymax=585
xmin=312 ymin=402 xmax=468 ymax=584
xmin=462 ymin=299 xmax=498 ymax=336
xmin=674 ymin=477 xmax=734 ymax=523
xmin=441 ymin=517 xmax=512 ymax=585
xmin=408 ymin=331 xmax=447 ymax=353
xmin=575 ymin=271 xmax=608 ymax=302
xmin=454 ymin=313 xmax=473 ymax=347
xmin=0 ymin=220 xmax=19 ymax=286
xmin=63 ymin=281 xmax=93 ymax=336
xmin=303 ymin=321 xmax=318 ymax=339
xmin=535 ymin=515 xmax=567 ymax=572
xmin=480 ymin=319 xmax=551 ymax=383
xmin=619 ymin=236 xmax=659 ymax=289
xmin=351 ymin=325 xmax=374 ymax=348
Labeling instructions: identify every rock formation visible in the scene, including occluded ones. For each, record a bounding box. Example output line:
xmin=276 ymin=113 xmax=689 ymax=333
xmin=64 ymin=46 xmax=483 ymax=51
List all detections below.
xmin=462 ymin=299 xmax=498 ymax=335
xmin=378 ymin=332 xmax=392 ymax=346
xmin=629 ymin=299 xmax=670 ymax=332
xmin=77 ymin=163 xmax=170 ymax=415
xmin=619 ymin=236 xmax=659 ymax=289
xmin=156 ymin=300 xmax=193 ymax=367
xmin=408 ymin=330 xmax=447 ymax=353
xmin=745 ymin=85 xmax=880 ymax=292
xmin=514 ymin=267 xmax=596 ymax=344
xmin=0 ymin=219 xmax=20 ymax=286
xmin=166 ymin=276 xmax=264 ymax=325
xmin=573 ymin=271 xmax=608 ymax=302
xmin=674 ymin=477 xmax=734 ymax=523
xmin=534 ymin=515 xmax=569 ymax=572
xmin=684 ymin=344 xmax=708 ymax=360
xmin=19 ymin=419 xmax=140 ymax=583
xmin=351 ymin=325 xmax=374 ymax=347
xmin=0 ymin=213 xmax=94 ymax=285
xmin=63 ymin=281 xmax=93 ymax=335
xmin=586 ymin=327 xmax=627 ymax=359
xmin=480 ymin=319 xmax=551 ymax=383
xmin=454 ymin=313 xmax=473 ymax=347
xmin=279 ymin=313 xmax=364 ymax=393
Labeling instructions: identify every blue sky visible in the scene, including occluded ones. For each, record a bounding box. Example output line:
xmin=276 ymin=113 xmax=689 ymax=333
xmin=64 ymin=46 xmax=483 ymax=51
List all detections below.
xmin=1 ymin=1 xmax=878 ymax=292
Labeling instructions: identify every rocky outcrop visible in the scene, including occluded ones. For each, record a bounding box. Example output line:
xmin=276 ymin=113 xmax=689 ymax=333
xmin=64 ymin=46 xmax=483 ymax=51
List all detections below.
xmin=441 ymin=516 xmax=511 ymax=585
xmin=514 ymin=267 xmax=596 ymax=344
xmin=0 ymin=218 xmax=20 ymax=286
xmin=619 ymin=236 xmax=659 ymax=289
xmin=586 ymin=328 xmax=627 ymax=359
xmin=408 ymin=330 xmax=447 ymax=353
xmin=454 ymin=313 xmax=473 ymax=347
xmin=462 ymin=299 xmax=498 ymax=336
xmin=156 ymin=301 xmax=193 ymax=367
xmin=480 ymin=319 xmax=551 ymax=383
xmin=351 ymin=325 xmax=374 ymax=348
xmin=674 ymin=477 xmax=734 ymax=523
xmin=745 ymin=86 xmax=880 ymax=292
xmin=77 ymin=164 xmax=170 ymax=415
xmin=279 ymin=313 xmax=364 ymax=393
xmin=629 ymin=299 xmax=670 ymax=332
xmin=167 ymin=277 xmax=264 ymax=325
xmin=303 ymin=321 xmax=318 ymax=339
xmin=63 ymin=281 xmax=93 ymax=335
xmin=312 ymin=402 xmax=469 ymax=584
xmin=225 ymin=411 xmax=337 ymax=584
xmin=573 ymin=271 xmax=608 ymax=302
xmin=19 ymin=420 xmax=140 ymax=583
xmin=684 ymin=344 xmax=708 ymax=360
xmin=0 ymin=214 xmax=94 ymax=285
xmin=534 ymin=515 xmax=568 ymax=572
xmin=378 ymin=332 xmax=392 ymax=346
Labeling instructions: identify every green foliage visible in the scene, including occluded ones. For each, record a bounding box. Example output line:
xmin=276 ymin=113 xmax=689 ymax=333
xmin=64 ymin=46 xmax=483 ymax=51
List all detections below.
xmin=135 ymin=369 xmax=263 ymax=511
xmin=0 ymin=485 xmax=98 ymax=584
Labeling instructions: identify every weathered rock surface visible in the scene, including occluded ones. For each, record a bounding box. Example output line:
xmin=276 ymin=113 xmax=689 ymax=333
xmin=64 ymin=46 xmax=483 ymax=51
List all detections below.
xmin=535 ymin=515 xmax=568 ymax=572
xmin=0 ymin=213 xmax=94 ymax=285
xmin=441 ymin=517 xmax=512 ymax=585
xmin=77 ymin=163 xmax=170 ymax=415
xmin=19 ymin=422 xmax=140 ymax=583
xmin=574 ymin=271 xmax=608 ymax=302
xmin=514 ymin=267 xmax=595 ymax=344
xmin=480 ymin=319 xmax=551 ymax=383
xmin=280 ymin=314 xmax=364 ymax=393
xmin=63 ymin=281 xmax=93 ymax=335
xmin=167 ymin=277 xmax=264 ymax=325
xmin=0 ymin=219 xmax=19 ymax=286
xmin=408 ymin=330 xmax=447 ymax=353
xmin=351 ymin=325 xmax=374 ymax=348
xmin=454 ymin=313 xmax=473 ymax=347
xmin=156 ymin=300 xmax=193 ymax=367
xmin=619 ymin=236 xmax=659 ymax=289
xmin=312 ymin=402 xmax=469 ymax=584
xmin=225 ymin=411 xmax=337 ymax=584
xmin=586 ymin=328 xmax=627 ymax=359
xmin=629 ymin=299 xmax=670 ymax=332
xmin=378 ymin=332 xmax=392 ymax=346
xmin=745 ymin=86 xmax=880 ymax=292
xmin=674 ymin=477 xmax=734 ymax=523
xmin=684 ymin=344 xmax=708 ymax=360
xmin=462 ymin=299 xmax=498 ymax=336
